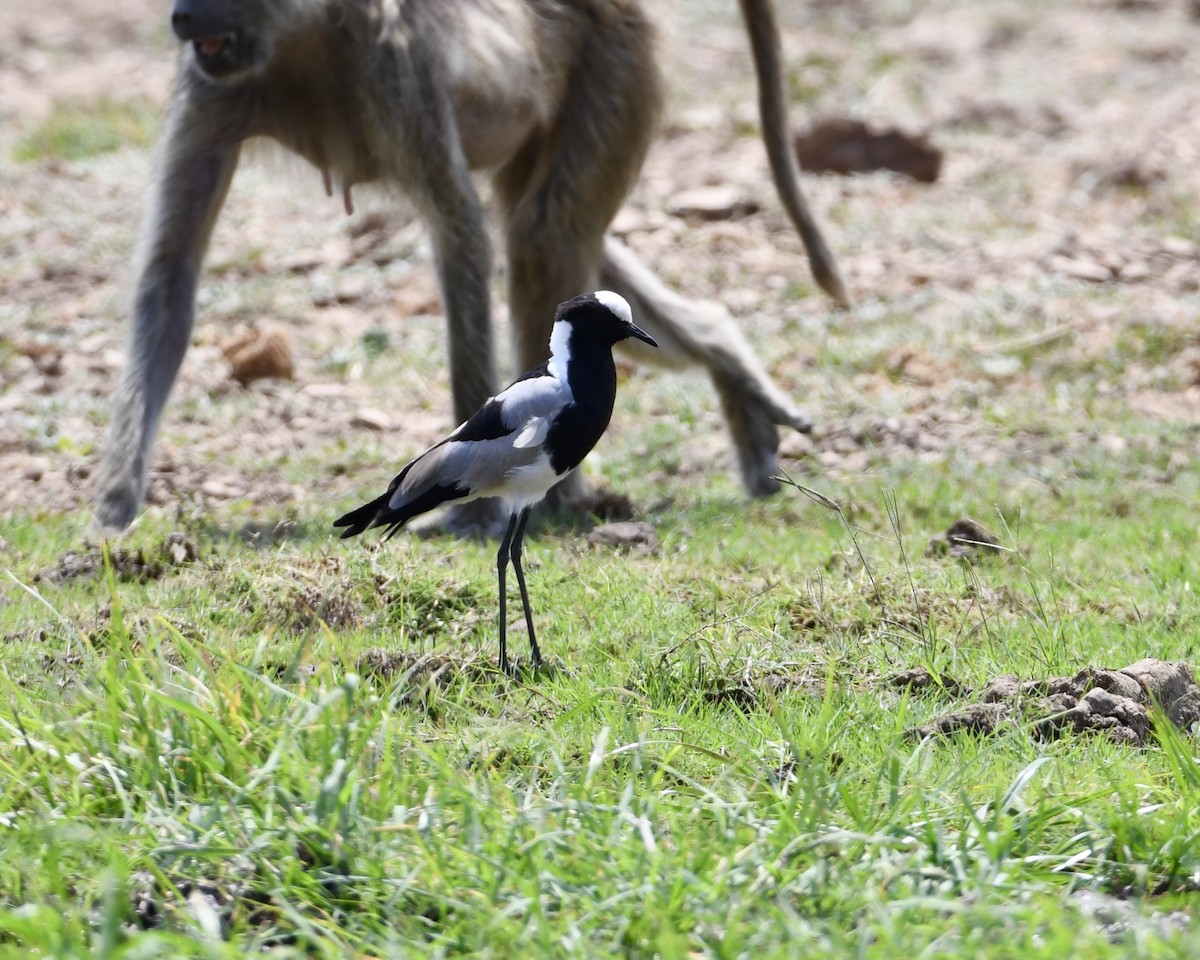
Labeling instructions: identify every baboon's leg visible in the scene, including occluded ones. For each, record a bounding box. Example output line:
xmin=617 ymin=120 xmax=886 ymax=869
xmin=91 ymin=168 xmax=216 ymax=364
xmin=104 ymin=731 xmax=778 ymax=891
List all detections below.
xmin=94 ymin=90 xmax=241 ymax=530
xmin=374 ymin=41 xmax=497 ymax=426
xmin=424 ymin=184 xmax=496 ymax=427
xmin=599 ymin=236 xmax=811 ymax=496
xmin=494 ymin=12 xmax=662 ymax=375
xmin=489 ymin=12 xmax=660 ymax=508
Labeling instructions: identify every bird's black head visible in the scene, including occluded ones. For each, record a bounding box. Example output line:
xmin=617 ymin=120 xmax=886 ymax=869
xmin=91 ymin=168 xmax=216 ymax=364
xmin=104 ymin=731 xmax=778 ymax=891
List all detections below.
xmin=551 ymin=291 xmax=658 ymax=353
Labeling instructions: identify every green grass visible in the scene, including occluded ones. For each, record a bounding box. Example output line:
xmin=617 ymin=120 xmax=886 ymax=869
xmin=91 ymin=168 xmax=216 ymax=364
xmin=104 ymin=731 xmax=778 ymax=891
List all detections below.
xmin=13 ymin=99 xmax=158 ymax=164
xmin=2 ymin=435 xmax=1200 ymax=956
xmin=2 ymin=1 xmax=1199 ymax=950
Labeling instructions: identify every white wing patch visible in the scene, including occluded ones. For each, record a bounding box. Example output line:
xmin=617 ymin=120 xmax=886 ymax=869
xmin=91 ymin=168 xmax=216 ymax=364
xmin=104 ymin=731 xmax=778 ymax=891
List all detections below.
xmin=511 ymin=417 xmax=550 ymax=450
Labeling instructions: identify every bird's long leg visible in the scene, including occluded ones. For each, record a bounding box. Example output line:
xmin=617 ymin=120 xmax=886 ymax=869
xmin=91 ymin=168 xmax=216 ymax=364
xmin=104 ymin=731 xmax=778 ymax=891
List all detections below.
xmin=509 ymin=506 xmax=542 ymax=668
xmin=496 ymin=510 xmax=520 ymax=675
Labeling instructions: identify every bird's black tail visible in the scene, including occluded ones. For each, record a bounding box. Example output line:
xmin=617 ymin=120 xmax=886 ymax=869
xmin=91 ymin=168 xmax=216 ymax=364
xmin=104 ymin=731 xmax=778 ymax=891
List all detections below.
xmin=333 ymin=493 xmax=394 ymax=539
xmin=335 ymin=481 xmax=469 ymax=540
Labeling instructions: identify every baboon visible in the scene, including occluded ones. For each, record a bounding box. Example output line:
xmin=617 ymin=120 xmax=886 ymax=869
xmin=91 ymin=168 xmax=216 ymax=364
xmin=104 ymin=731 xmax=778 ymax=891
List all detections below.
xmin=93 ymin=0 xmax=847 ymax=531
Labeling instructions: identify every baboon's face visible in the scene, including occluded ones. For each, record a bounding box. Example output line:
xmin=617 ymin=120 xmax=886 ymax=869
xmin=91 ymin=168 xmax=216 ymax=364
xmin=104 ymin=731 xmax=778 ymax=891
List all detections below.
xmin=170 ymin=0 xmax=279 ymax=82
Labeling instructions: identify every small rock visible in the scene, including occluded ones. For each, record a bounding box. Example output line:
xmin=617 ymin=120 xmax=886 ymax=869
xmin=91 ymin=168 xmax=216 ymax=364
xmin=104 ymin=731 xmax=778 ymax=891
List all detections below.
xmin=1049 ymin=255 xmax=1112 ymax=283
xmin=978 ymin=354 xmax=1023 ymax=379
xmin=350 ymin=408 xmax=392 ymax=431
xmin=1161 ymin=235 xmax=1198 ymax=258
xmin=1163 ymin=262 xmax=1199 ymax=292
xmin=886 ymin=345 xmax=943 ymax=386
xmin=200 ymin=479 xmax=246 ymax=500
xmin=667 ymin=186 xmax=759 ymax=221
xmin=778 ymin=431 xmax=816 ymax=459
xmin=164 ymin=533 xmax=199 ymax=565
xmin=1098 ymin=434 xmax=1128 ymax=457
xmin=334 ymin=275 xmax=371 ymax=304
xmin=1119 ymin=260 xmax=1151 ymax=282
xmin=609 ymin=206 xmax=652 ymax=234
xmin=586 ymin=521 xmax=659 ymax=556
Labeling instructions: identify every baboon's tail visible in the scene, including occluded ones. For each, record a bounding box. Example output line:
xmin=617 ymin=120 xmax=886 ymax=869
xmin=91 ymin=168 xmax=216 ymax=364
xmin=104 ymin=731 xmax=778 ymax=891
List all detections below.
xmin=738 ymin=0 xmax=850 ymax=308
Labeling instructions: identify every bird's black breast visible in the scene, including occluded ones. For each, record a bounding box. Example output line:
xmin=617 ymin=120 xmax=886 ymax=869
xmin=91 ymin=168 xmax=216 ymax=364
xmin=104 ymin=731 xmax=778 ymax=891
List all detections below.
xmin=542 ymin=348 xmax=618 ymax=474
xmin=543 ymin=403 xmax=613 ymax=474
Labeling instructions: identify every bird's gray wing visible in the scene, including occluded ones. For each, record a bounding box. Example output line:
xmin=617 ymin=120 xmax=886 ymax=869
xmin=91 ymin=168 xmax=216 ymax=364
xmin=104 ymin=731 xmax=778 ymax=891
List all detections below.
xmin=385 ymin=372 xmax=570 ymax=510
xmin=449 ymin=370 xmax=573 ymax=440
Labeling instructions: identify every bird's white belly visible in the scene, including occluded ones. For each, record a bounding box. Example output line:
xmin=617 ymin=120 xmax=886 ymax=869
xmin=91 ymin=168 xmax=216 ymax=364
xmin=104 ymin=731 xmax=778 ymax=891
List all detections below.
xmin=492 ymin=455 xmax=563 ymax=510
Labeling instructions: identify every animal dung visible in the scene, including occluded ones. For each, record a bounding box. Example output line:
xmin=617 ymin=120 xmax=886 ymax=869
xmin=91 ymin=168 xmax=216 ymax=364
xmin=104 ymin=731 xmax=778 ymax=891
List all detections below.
xmin=907 ymin=659 xmax=1200 ymax=746
xmin=220 ymin=325 xmax=295 ymax=386
xmin=795 ymin=116 xmax=943 ymax=183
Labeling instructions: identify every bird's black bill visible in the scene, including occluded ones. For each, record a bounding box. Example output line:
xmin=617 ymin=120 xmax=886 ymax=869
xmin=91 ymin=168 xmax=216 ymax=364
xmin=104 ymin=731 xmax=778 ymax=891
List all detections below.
xmin=627 ymin=322 xmax=658 ymax=348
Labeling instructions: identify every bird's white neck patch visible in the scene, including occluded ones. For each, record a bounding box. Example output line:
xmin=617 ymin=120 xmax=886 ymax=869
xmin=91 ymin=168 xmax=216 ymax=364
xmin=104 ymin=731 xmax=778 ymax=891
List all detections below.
xmin=595 ymin=290 xmax=632 ymax=324
xmin=548 ymin=319 xmax=572 ymax=381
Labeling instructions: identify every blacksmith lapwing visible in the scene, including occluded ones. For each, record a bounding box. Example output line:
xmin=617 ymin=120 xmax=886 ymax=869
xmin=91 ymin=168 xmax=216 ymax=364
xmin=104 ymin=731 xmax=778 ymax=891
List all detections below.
xmin=335 ymin=291 xmax=658 ymax=674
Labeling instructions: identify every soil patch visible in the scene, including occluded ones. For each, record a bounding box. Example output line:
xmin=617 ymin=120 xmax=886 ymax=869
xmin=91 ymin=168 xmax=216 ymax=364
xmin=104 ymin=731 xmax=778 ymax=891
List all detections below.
xmin=34 ymin=533 xmax=199 ymax=584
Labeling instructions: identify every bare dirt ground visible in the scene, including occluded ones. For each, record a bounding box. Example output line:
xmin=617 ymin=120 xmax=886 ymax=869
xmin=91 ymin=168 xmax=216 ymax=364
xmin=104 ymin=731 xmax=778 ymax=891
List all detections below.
xmin=1 ymin=0 xmax=1198 ymax=526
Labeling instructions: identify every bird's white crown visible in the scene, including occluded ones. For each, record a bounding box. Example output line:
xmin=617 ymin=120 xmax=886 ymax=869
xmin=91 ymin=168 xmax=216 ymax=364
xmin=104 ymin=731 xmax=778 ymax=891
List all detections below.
xmin=594 ymin=290 xmax=632 ymax=324
xmin=548 ymin=290 xmax=632 ymax=379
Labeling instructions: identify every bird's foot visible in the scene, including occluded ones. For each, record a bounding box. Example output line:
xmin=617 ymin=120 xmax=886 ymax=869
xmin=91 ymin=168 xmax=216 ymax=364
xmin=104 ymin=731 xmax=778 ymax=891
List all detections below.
xmin=496 ymin=654 xmax=553 ymax=680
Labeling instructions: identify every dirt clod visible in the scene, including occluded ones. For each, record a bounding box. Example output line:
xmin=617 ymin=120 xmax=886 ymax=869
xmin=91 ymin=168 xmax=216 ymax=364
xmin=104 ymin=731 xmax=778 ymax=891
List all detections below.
xmin=220 ymin=325 xmax=295 ymax=386
xmin=888 ymin=665 xmax=965 ymax=696
xmin=915 ymin=702 xmax=1011 ymax=738
xmin=355 ymin=649 xmax=494 ymax=703
xmin=586 ymin=520 xmax=659 ymax=556
xmin=566 ymin=487 xmax=636 ymax=522
xmin=795 ymin=116 xmax=943 ymax=182
xmin=912 ymin=659 xmax=1200 ymax=745
xmin=35 ymin=534 xmax=200 ymax=584
xmin=926 ymin=518 xmax=1004 ymax=560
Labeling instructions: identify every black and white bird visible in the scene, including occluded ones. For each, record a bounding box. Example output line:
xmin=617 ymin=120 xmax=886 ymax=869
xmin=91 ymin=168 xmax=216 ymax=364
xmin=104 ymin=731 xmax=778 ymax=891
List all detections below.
xmin=335 ymin=291 xmax=658 ymax=674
